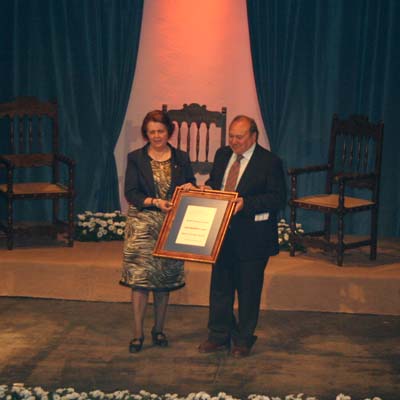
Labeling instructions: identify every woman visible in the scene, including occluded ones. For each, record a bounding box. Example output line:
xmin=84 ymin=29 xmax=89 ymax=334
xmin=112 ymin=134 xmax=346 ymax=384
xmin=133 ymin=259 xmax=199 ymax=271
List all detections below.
xmin=120 ymin=110 xmax=196 ymax=353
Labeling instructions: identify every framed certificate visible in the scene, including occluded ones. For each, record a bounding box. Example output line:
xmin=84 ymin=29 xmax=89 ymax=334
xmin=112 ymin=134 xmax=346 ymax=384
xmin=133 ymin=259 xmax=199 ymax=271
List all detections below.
xmin=153 ymin=187 xmax=238 ymax=263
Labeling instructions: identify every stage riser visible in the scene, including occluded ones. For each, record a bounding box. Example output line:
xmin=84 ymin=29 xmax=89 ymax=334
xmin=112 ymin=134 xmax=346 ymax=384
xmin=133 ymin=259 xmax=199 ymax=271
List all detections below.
xmin=1 ymin=241 xmax=399 ymax=315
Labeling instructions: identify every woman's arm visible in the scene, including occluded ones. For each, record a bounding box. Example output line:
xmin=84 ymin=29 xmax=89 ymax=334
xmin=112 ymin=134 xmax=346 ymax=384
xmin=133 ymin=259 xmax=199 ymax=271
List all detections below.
xmin=124 ymin=154 xmax=153 ymax=209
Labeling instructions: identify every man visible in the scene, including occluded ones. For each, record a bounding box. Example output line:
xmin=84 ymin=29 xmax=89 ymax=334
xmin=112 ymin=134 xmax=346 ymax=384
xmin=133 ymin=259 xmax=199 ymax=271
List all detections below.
xmin=198 ymin=115 xmax=286 ymax=357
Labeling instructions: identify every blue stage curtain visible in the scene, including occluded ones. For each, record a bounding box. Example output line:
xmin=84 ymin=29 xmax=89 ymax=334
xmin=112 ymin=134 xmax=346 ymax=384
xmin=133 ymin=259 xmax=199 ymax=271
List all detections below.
xmin=0 ymin=0 xmax=143 ymax=219
xmin=247 ymin=0 xmax=400 ymax=237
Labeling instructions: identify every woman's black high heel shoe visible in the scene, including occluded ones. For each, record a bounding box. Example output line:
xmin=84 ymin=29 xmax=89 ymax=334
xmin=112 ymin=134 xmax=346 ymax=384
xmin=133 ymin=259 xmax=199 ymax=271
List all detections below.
xmin=129 ymin=337 xmax=144 ymax=353
xmin=151 ymin=327 xmax=168 ymax=347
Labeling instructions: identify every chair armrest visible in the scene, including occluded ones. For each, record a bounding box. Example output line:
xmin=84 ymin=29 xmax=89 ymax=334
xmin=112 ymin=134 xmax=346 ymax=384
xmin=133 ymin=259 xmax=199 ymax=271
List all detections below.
xmin=333 ymin=172 xmax=376 ymax=183
xmin=287 ymin=164 xmax=330 ymax=202
xmin=54 ymin=153 xmax=75 ymax=192
xmin=54 ymin=153 xmax=76 ymax=167
xmin=334 ymin=172 xmax=377 ymax=192
xmin=334 ymin=172 xmax=377 ymax=208
xmin=0 ymin=155 xmax=15 ymax=169
xmin=0 ymin=155 xmax=15 ymax=193
xmin=287 ymin=164 xmax=330 ymax=176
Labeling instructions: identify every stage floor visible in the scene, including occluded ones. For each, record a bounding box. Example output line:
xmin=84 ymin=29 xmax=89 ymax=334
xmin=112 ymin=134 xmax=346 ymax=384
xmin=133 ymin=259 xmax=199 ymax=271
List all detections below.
xmin=0 ymin=297 xmax=399 ymax=399
xmin=1 ymin=237 xmax=400 ymax=315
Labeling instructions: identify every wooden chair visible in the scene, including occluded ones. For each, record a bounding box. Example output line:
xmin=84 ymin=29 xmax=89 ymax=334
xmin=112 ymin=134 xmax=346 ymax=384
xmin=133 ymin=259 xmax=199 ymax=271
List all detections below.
xmin=0 ymin=96 xmax=75 ymax=249
xmin=162 ymin=103 xmax=227 ymax=175
xmin=287 ymin=114 xmax=384 ymax=266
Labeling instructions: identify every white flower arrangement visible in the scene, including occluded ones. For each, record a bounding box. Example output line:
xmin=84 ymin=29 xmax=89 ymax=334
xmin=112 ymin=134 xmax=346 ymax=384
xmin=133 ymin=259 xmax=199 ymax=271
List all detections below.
xmin=278 ymin=218 xmax=305 ymax=251
xmin=0 ymin=385 xmax=383 ymax=400
xmin=74 ymin=212 xmax=306 ymax=247
xmin=75 ymin=211 xmax=126 ymax=242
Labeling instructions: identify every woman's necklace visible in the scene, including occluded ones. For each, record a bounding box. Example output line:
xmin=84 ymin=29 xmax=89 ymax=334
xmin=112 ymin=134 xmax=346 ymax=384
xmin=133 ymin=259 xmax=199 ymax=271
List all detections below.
xmin=149 ymin=147 xmax=171 ymax=162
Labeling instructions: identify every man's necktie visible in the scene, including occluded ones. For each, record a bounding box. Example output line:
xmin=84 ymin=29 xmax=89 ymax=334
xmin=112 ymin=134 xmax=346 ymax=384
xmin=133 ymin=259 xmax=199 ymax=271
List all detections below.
xmin=224 ymin=154 xmax=243 ymax=191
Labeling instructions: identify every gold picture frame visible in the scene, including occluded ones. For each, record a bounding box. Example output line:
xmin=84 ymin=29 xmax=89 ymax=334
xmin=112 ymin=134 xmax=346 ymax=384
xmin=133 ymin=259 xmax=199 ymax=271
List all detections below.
xmin=153 ymin=187 xmax=238 ymax=263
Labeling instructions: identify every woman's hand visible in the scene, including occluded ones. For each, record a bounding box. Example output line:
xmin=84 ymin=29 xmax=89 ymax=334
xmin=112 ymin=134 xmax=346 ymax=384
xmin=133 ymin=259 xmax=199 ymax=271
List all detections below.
xmin=154 ymin=198 xmax=173 ymax=213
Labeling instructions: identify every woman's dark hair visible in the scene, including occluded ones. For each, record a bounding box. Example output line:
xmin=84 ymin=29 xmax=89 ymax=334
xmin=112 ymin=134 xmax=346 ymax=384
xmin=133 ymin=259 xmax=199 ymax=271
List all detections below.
xmin=141 ymin=110 xmax=175 ymax=140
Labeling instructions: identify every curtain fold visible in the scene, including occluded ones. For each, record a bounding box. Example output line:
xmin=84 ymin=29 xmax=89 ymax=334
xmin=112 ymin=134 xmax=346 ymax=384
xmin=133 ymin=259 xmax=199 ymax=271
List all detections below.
xmin=247 ymin=0 xmax=400 ymax=237
xmin=0 ymin=0 xmax=144 ymax=220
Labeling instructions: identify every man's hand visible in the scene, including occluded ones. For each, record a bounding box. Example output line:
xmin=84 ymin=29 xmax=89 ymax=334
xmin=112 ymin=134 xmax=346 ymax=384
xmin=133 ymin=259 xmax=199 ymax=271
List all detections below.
xmin=232 ymin=197 xmax=244 ymax=215
xmin=198 ymin=185 xmax=212 ymax=191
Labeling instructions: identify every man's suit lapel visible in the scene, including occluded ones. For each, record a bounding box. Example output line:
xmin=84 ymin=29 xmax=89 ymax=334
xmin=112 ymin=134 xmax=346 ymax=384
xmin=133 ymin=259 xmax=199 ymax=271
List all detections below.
xmin=215 ymin=149 xmax=233 ymax=189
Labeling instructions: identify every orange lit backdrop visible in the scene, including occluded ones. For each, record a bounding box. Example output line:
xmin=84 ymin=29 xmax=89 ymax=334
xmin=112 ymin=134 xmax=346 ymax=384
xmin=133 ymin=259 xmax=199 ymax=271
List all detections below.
xmin=115 ymin=0 xmax=269 ymax=210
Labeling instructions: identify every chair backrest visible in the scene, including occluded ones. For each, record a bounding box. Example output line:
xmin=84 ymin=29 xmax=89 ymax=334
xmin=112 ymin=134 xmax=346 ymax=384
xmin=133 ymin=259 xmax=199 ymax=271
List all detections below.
xmin=0 ymin=96 xmax=59 ymax=168
xmin=327 ymin=114 xmax=384 ymax=199
xmin=162 ymin=103 xmax=227 ymax=174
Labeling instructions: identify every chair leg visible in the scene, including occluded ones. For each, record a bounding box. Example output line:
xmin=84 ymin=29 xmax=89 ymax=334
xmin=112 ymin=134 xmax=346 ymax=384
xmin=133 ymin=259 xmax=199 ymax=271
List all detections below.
xmin=324 ymin=214 xmax=331 ymax=242
xmin=49 ymin=198 xmax=59 ymax=240
xmin=289 ymin=206 xmax=296 ymax=257
xmin=337 ymin=213 xmax=344 ymax=266
xmin=53 ymin=198 xmax=59 ymax=224
xmin=370 ymin=208 xmax=378 ymax=260
xmin=67 ymin=196 xmax=74 ymax=247
xmin=7 ymin=199 xmax=13 ymax=250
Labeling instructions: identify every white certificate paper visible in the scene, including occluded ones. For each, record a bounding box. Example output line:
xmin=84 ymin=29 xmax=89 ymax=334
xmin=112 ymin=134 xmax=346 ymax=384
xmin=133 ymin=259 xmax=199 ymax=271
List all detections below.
xmin=175 ymin=205 xmax=217 ymax=247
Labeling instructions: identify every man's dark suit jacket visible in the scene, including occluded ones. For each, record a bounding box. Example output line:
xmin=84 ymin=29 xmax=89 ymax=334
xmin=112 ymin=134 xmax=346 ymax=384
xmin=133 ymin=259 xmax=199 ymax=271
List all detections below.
xmin=124 ymin=143 xmax=196 ymax=209
xmin=206 ymin=144 xmax=286 ymax=261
